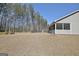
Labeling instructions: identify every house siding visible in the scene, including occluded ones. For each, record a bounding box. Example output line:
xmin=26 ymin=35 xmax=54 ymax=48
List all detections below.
xmin=55 ymin=12 xmax=79 ymax=34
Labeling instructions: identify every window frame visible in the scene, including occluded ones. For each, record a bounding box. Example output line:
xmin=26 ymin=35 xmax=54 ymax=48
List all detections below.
xmin=56 ymin=23 xmax=70 ymax=30
xmin=56 ymin=23 xmax=63 ymax=30
xmin=64 ymin=23 xmax=70 ymax=30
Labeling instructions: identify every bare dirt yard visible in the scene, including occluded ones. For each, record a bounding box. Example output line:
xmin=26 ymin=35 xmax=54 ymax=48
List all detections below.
xmin=0 ymin=32 xmax=79 ymax=56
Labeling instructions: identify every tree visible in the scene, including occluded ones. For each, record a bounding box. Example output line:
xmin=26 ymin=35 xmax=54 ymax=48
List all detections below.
xmin=0 ymin=3 xmax=48 ymax=33
xmin=0 ymin=3 xmax=7 ymax=32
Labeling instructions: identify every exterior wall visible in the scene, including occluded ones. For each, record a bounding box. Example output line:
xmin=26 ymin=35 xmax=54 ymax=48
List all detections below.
xmin=55 ymin=12 xmax=79 ymax=34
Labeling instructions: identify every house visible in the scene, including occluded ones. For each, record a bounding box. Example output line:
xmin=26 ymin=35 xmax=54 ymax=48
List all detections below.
xmin=49 ymin=10 xmax=79 ymax=34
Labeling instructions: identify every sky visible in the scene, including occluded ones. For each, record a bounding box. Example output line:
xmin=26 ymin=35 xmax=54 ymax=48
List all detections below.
xmin=32 ymin=3 xmax=79 ymax=24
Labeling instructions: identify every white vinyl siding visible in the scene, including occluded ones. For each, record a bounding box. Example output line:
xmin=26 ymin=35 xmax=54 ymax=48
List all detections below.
xmin=55 ymin=11 xmax=79 ymax=34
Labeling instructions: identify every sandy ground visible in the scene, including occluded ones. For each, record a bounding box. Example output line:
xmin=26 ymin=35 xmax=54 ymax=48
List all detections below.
xmin=0 ymin=32 xmax=79 ymax=56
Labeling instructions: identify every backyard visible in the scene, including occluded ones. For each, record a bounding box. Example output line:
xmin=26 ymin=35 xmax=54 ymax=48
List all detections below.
xmin=0 ymin=33 xmax=79 ymax=56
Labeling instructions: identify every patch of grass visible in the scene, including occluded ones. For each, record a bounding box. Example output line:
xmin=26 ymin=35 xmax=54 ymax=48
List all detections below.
xmin=0 ymin=32 xmax=15 ymax=35
xmin=0 ymin=32 xmax=6 ymax=35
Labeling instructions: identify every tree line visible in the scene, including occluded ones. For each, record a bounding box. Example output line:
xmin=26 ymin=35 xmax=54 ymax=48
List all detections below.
xmin=0 ymin=3 xmax=48 ymax=33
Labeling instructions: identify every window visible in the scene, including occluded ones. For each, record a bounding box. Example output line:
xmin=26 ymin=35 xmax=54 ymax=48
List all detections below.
xmin=64 ymin=23 xmax=70 ymax=30
xmin=56 ymin=23 xmax=70 ymax=30
xmin=56 ymin=23 xmax=62 ymax=30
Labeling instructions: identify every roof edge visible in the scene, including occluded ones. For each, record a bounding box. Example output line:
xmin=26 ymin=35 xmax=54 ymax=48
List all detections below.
xmin=50 ymin=10 xmax=79 ymax=26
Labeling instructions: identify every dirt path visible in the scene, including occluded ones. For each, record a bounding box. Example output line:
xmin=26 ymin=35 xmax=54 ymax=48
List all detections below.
xmin=0 ymin=33 xmax=79 ymax=56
